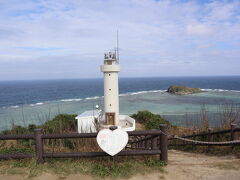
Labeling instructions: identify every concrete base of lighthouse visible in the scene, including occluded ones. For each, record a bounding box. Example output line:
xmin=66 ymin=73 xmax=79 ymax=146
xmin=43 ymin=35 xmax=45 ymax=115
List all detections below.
xmin=76 ymin=110 xmax=135 ymax=133
xmin=100 ymin=115 xmax=135 ymax=131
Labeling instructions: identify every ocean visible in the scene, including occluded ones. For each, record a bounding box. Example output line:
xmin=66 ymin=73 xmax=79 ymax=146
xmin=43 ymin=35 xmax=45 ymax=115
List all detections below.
xmin=0 ymin=76 xmax=240 ymax=131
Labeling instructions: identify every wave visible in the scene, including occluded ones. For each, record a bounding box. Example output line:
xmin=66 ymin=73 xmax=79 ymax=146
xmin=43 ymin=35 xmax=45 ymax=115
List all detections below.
xmin=30 ymin=102 xmax=44 ymax=106
xmin=85 ymin=96 xmax=100 ymax=100
xmin=10 ymin=105 xmax=19 ymax=108
xmin=201 ymin=89 xmax=240 ymax=93
xmin=60 ymin=98 xmax=82 ymax=102
xmin=119 ymin=90 xmax=166 ymax=97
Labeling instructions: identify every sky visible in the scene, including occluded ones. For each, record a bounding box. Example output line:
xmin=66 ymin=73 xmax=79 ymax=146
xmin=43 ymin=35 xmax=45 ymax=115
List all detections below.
xmin=0 ymin=0 xmax=240 ymax=80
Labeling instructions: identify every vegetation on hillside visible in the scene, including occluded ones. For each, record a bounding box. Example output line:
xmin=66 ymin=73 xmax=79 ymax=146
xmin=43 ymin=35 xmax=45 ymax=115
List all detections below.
xmin=0 ymin=112 xmax=167 ymax=178
xmin=1 ymin=114 xmax=77 ymax=135
xmin=167 ymin=85 xmax=202 ymax=95
xmin=131 ymin=110 xmax=171 ymax=129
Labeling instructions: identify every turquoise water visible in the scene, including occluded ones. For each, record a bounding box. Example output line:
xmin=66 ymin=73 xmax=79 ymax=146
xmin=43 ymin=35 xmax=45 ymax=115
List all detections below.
xmin=1 ymin=90 xmax=240 ymax=131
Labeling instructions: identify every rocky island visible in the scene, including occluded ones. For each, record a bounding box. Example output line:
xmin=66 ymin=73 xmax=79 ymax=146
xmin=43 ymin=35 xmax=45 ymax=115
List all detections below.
xmin=167 ymin=85 xmax=202 ymax=95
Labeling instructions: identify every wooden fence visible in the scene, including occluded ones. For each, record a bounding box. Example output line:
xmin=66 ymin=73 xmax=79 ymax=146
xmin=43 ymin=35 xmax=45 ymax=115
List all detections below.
xmin=0 ymin=124 xmax=168 ymax=163
xmin=169 ymin=123 xmax=240 ymax=147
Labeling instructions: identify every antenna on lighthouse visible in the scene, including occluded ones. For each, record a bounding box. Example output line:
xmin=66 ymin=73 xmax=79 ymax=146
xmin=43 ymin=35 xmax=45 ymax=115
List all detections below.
xmin=116 ymin=30 xmax=119 ymax=64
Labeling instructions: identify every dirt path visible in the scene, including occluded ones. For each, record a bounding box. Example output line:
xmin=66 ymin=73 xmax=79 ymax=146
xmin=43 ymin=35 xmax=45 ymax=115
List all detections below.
xmin=163 ymin=150 xmax=240 ymax=180
xmin=0 ymin=150 xmax=239 ymax=180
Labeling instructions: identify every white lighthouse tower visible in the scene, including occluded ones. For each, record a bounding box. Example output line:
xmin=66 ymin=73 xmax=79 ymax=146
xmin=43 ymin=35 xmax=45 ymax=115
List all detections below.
xmin=76 ymin=37 xmax=135 ymax=132
xmin=101 ymin=51 xmax=120 ymax=126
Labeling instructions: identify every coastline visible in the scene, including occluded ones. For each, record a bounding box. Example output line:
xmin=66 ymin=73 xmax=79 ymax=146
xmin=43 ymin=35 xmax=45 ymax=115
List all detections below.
xmin=0 ymin=89 xmax=240 ymax=132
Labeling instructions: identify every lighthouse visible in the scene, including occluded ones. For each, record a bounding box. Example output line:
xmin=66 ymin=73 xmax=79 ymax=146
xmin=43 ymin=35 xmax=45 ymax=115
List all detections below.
xmin=101 ymin=51 xmax=120 ymax=126
xmin=76 ymin=46 xmax=135 ymax=133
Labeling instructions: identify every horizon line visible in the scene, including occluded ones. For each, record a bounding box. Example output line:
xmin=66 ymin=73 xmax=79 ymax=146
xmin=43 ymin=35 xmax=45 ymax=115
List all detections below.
xmin=1 ymin=75 xmax=240 ymax=82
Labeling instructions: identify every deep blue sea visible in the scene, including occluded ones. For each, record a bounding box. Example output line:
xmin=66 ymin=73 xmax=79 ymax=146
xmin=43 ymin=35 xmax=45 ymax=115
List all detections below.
xmin=0 ymin=76 xmax=240 ymax=131
xmin=1 ymin=76 xmax=240 ymax=108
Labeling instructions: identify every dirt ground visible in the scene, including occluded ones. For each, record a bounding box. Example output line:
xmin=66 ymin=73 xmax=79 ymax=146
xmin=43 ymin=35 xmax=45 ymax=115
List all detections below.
xmin=0 ymin=150 xmax=240 ymax=180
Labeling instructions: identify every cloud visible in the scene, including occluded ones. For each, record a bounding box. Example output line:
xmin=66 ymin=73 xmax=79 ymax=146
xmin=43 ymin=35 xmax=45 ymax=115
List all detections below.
xmin=0 ymin=0 xmax=239 ymax=79
xmin=205 ymin=1 xmax=239 ymax=21
xmin=185 ymin=23 xmax=212 ymax=36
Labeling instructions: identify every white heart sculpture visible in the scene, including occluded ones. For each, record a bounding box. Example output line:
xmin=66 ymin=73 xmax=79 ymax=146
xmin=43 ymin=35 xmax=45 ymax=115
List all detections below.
xmin=97 ymin=129 xmax=128 ymax=156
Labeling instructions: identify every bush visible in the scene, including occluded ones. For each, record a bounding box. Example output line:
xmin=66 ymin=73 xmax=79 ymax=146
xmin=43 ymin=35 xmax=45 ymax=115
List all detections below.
xmin=1 ymin=114 xmax=77 ymax=136
xmin=145 ymin=116 xmax=169 ymax=129
xmin=42 ymin=114 xmax=77 ymax=133
xmin=13 ymin=126 xmax=29 ymax=134
xmin=131 ymin=110 xmax=155 ymax=124
xmin=131 ymin=110 xmax=171 ymax=129
xmin=28 ymin=124 xmax=37 ymax=132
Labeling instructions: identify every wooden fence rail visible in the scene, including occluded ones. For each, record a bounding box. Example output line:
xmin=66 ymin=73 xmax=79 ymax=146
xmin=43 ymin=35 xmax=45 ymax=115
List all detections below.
xmin=169 ymin=123 xmax=240 ymax=147
xmin=0 ymin=124 xmax=168 ymax=163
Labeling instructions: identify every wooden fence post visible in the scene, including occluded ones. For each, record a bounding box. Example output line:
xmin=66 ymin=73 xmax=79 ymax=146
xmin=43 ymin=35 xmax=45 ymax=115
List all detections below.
xmin=207 ymin=128 xmax=213 ymax=149
xmin=231 ymin=123 xmax=237 ymax=149
xmin=231 ymin=123 xmax=237 ymax=141
xmin=192 ymin=131 xmax=196 ymax=147
xmin=160 ymin=124 xmax=168 ymax=162
xmin=183 ymin=134 xmax=187 ymax=146
xmin=34 ymin=129 xmax=44 ymax=164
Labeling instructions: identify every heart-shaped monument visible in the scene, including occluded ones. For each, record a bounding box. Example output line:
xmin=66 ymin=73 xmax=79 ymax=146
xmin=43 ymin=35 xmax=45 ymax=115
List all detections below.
xmin=97 ymin=129 xmax=128 ymax=156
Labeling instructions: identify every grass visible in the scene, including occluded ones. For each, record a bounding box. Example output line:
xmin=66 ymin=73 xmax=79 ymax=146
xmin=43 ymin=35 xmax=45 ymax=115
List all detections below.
xmin=0 ymin=156 xmax=166 ymax=179
xmin=0 ymin=147 xmax=34 ymax=154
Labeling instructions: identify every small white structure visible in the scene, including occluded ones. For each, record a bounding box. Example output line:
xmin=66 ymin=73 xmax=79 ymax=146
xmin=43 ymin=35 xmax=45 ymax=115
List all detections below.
xmin=118 ymin=115 xmax=135 ymax=131
xmin=76 ymin=110 xmax=101 ymax=133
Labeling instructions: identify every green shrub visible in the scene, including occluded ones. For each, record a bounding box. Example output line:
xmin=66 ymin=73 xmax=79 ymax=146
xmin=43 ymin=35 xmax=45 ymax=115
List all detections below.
xmin=28 ymin=124 xmax=37 ymax=132
xmin=1 ymin=129 xmax=12 ymax=135
xmin=13 ymin=126 xmax=29 ymax=134
xmin=145 ymin=116 xmax=170 ymax=129
xmin=131 ymin=110 xmax=155 ymax=124
xmin=42 ymin=114 xmax=77 ymax=133
xmin=1 ymin=114 xmax=77 ymax=139
xmin=131 ymin=110 xmax=170 ymax=129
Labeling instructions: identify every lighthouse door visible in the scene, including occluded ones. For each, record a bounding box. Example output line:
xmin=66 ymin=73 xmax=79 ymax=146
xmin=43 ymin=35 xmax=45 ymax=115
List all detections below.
xmin=105 ymin=112 xmax=115 ymax=125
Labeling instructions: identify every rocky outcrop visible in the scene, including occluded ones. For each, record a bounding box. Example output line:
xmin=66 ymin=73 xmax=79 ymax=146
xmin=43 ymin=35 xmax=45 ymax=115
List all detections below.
xmin=167 ymin=85 xmax=202 ymax=95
